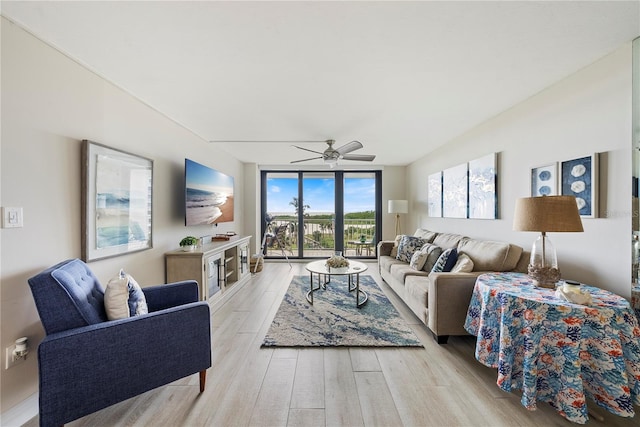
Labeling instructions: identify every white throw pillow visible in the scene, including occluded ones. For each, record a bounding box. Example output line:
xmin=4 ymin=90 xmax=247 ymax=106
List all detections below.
xmin=409 ymin=250 xmax=428 ymax=270
xmin=389 ymin=234 xmax=404 ymax=258
xmin=104 ymin=269 xmax=148 ymax=320
xmin=451 ymin=253 xmax=474 ymax=273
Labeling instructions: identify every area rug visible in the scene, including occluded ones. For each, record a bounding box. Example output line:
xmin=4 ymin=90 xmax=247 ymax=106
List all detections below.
xmin=262 ymin=275 xmax=423 ymax=347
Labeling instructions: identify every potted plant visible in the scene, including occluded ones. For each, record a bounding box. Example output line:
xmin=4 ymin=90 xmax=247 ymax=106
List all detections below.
xmin=359 ymin=234 xmax=367 ymax=243
xmin=179 ymin=236 xmax=199 ymax=251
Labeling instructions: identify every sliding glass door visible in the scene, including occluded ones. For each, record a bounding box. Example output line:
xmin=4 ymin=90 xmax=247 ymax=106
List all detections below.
xmin=262 ymin=170 xmax=381 ymax=259
xmin=343 ymin=172 xmax=377 ymax=258
xmin=301 ymin=173 xmax=336 ymax=257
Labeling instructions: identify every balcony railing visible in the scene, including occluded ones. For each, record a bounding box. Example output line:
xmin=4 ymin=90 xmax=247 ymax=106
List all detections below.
xmin=263 ymin=217 xmax=376 ymax=258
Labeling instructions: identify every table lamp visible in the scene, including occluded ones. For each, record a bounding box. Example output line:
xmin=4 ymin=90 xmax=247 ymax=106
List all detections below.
xmin=513 ymin=195 xmax=583 ymax=288
xmin=388 ymin=200 xmax=408 ymax=235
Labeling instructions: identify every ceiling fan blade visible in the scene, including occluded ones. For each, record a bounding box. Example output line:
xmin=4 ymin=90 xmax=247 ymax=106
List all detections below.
xmin=292 ymin=145 xmax=324 ymax=155
xmin=335 ymin=140 xmax=363 ymax=155
xmin=290 ymin=156 xmax=323 ymax=164
xmin=342 ymin=153 xmax=376 ymax=162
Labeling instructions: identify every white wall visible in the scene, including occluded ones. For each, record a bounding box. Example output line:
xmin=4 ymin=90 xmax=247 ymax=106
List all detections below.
xmin=408 ymin=43 xmax=632 ymax=299
xmin=0 ymin=18 xmax=247 ymax=412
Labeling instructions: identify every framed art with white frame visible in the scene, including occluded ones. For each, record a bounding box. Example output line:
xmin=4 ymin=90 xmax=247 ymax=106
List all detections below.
xmin=531 ymin=162 xmax=558 ymax=197
xmin=560 ymin=153 xmax=598 ymax=218
xmin=82 ymin=140 xmax=153 ymax=261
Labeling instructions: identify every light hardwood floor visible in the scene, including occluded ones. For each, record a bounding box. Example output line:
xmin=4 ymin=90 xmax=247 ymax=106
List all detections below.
xmin=28 ymin=262 xmax=638 ymax=426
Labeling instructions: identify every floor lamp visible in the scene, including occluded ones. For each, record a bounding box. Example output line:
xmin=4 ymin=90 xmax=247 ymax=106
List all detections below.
xmin=388 ymin=200 xmax=408 ymax=236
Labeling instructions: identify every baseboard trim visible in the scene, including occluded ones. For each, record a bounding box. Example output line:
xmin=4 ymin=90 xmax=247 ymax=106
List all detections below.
xmin=1 ymin=392 xmax=38 ymax=426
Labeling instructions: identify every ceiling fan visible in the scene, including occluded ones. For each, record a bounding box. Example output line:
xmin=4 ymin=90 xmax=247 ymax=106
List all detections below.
xmin=291 ymin=140 xmax=376 ymax=166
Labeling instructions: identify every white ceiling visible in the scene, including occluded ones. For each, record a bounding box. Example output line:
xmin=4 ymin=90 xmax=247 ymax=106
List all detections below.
xmin=2 ymin=1 xmax=639 ymax=167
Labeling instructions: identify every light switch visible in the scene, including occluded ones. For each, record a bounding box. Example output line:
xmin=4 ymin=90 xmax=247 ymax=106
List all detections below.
xmin=2 ymin=207 xmax=23 ymax=228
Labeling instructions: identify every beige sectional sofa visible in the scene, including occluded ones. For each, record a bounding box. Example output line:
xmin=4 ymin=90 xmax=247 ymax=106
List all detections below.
xmin=378 ymin=229 xmax=527 ymax=344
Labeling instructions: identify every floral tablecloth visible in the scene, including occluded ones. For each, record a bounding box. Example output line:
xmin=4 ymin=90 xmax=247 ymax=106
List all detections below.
xmin=633 ymin=284 xmax=640 ymax=320
xmin=464 ymin=272 xmax=640 ymax=424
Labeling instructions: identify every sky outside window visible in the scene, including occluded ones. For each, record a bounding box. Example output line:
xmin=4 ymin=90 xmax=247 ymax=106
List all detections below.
xmin=266 ymin=174 xmax=375 ymax=214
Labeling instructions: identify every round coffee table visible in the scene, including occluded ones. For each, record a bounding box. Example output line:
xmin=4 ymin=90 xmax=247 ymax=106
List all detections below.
xmin=305 ymin=259 xmax=368 ymax=308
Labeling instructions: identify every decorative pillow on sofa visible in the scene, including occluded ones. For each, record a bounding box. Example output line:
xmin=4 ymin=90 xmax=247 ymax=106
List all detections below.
xmin=409 ymin=243 xmax=443 ymax=271
xmin=431 ymin=248 xmax=458 ymax=273
xmin=451 ymin=253 xmax=474 ymax=273
xmin=409 ymin=250 xmax=429 ymax=270
xmin=396 ymin=235 xmax=427 ymax=263
xmin=104 ymin=269 xmax=148 ymax=320
xmin=390 ymin=234 xmax=404 ymax=258
xmin=418 ymin=243 xmax=443 ymax=272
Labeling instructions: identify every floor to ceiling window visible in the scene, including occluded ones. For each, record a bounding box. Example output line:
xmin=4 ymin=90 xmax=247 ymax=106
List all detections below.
xmin=261 ymin=170 xmax=381 ymax=259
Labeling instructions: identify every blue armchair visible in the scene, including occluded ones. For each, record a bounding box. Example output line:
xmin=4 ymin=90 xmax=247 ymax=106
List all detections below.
xmin=27 ymin=259 xmax=212 ymax=427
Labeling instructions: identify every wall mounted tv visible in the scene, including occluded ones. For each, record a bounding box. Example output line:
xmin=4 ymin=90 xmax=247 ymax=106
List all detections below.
xmin=185 ymin=158 xmax=234 ymax=226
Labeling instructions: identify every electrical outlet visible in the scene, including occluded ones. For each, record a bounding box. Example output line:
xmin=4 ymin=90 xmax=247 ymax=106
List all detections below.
xmin=5 ymin=345 xmax=25 ymax=369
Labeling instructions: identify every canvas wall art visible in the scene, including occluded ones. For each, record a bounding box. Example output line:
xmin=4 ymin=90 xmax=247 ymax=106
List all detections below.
xmin=427 ymin=171 xmax=442 ymax=217
xmin=443 ymin=163 xmax=468 ymax=218
xmin=468 ymin=153 xmax=497 ymax=219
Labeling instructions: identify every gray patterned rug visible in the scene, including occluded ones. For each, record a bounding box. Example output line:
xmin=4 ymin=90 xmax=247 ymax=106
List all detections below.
xmin=262 ymin=275 xmax=423 ymax=347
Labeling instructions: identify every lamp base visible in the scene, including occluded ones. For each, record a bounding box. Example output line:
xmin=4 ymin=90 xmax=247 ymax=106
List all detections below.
xmin=527 ymin=264 xmax=561 ymax=289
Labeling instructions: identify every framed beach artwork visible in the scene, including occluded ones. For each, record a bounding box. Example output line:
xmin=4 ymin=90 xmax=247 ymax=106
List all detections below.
xmin=531 ymin=163 xmax=558 ymax=197
xmin=82 ymin=140 xmax=153 ymax=261
xmin=427 ymin=171 xmax=442 ymax=217
xmin=468 ymin=153 xmax=497 ymax=219
xmin=442 ymin=163 xmax=468 ymax=218
xmin=560 ymin=154 xmax=598 ymax=218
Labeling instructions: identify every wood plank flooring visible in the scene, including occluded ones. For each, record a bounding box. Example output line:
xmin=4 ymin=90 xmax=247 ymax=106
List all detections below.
xmin=26 ymin=262 xmax=639 ymax=426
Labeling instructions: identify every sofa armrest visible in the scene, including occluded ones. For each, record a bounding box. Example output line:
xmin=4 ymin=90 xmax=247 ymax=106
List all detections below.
xmin=377 ymin=241 xmax=394 ymax=257
xmin=427 ymin=272 xmax=481 ymax=338
xmin=142 ymin=280 xmax=199 ymax=312
xmin=37 ymin=301 xmax=211 ymax=426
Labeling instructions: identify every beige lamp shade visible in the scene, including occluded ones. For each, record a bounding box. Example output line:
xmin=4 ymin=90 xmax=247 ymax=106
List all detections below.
xmin=388 ymin=200 xmax=408 ymax=214
xmin=513 ymin=196 xmax=583 ymax=233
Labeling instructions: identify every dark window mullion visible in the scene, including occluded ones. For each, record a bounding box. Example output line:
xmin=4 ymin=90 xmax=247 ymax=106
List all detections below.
xmin=335 ymin=171 xmax=344 ymax=253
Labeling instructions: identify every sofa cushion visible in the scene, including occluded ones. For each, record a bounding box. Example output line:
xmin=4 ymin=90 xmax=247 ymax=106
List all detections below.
xmin=379 ymin=255 xmax=404 ymax=273
xmin=413 ymin=229 xmax=437 ymax=242
xmin=457 ymin=239 xmax=523 ymax=271
xmin=433 ymin=233 xmax=466 ymax=250
xmin=396 ymin=235 xmax=427 ymax=263
xmin=405 ymin=275 xmax=431 ymax=321
xmin=405 ymin=275 xmax=430 ymax=309
xmin=451 ymin=253 xmax=474 ymax=273
xmin=431 ymin=248 xmax=458 ymax=273
xmin=390 ymin=263 xmax=430 ymax=283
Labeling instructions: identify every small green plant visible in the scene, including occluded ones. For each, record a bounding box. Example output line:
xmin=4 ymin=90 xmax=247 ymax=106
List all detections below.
xmin=179 ymin=236 xmax=198 ymax=247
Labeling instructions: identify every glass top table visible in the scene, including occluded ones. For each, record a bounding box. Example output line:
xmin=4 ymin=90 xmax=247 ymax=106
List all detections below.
xmin=305 ymin=260 xmax=368 ymax=307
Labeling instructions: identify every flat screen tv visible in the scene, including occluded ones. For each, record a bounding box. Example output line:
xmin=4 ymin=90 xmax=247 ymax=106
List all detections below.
xmin=185 ymin=158 xmax=234 ymax=226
